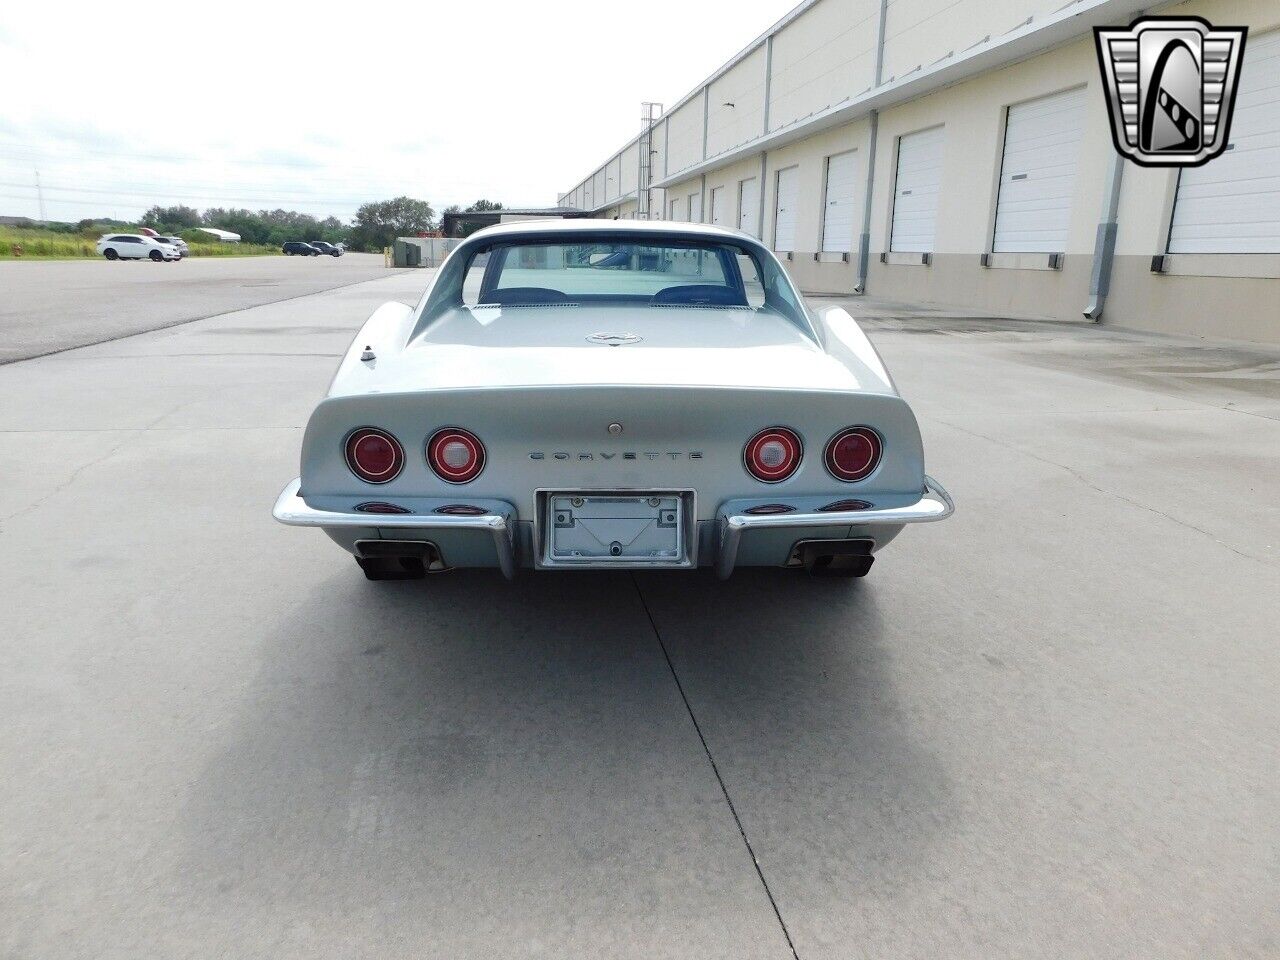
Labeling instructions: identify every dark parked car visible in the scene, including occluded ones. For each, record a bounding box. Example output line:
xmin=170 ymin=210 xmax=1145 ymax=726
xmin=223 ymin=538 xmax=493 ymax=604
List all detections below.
xmin=310 ymin=241 xmax=343 ymax=257
xmin=282 ymin=241 xmax=320 ymax=256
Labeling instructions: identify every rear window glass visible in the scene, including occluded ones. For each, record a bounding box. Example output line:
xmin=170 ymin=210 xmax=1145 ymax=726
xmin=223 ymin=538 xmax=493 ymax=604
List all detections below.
xmin=419 ymin=232 xmax=810 ymax=330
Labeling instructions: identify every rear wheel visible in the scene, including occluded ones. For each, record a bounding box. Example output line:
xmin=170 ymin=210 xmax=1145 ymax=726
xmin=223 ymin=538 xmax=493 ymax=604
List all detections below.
xmin=103 ymin=249 xmax=118 ymax=260
xmin=149 ymin=250 xmax=162 ymax=262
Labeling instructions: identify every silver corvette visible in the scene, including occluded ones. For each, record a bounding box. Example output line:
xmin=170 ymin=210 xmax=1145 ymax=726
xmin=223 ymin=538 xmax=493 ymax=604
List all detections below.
xmin=272 ymin=219 xmax=952 ymax=580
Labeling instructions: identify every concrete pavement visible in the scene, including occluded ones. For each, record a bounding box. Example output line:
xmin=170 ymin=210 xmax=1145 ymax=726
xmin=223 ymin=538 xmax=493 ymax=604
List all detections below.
xmin=0 ymin=253 xmax=390 ymax=363
xmin=1 ymin=271 xmax=1278 ymax=958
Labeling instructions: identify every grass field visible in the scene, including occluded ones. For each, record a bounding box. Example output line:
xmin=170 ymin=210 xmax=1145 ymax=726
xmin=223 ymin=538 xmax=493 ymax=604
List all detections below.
xmin=0 ymin=226 xmax=280 ymax=260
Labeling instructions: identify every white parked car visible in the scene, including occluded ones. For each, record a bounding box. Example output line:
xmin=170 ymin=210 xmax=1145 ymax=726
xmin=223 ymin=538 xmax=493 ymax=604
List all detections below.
xmin=273 ymin=219 xmax=952 ymax=581
xmin=96 ymin=234 xmax=181 ymax=262
xmin=161 ymin=236 xmax=190 ymax=257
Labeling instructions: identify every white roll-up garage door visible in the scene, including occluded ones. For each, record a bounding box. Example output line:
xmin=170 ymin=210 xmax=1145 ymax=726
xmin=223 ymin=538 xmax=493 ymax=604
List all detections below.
xmin=738 ymin=178 xmax=760 ymax=236
xmin=993 ymin=87 xmax=1086 ymax=252
xmin=774 ymin=166 xmax=799 ymax=251
xmin=710 ymin=186 xmax=727 ymax=226
xmin=1169 ymin=29 xmax=1280 ymax=253
xmin=822 ymin=150 xmax=858 ymax=252
xmin=688 ymin=192 xmax=703 ymax=223
xmin=890 ymin=126 xmax=943 ymax=252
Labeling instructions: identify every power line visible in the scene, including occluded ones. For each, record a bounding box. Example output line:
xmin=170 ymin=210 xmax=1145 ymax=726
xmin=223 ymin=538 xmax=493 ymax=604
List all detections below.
xmin=0 ymin=141 xmax=407 ymax=176
xmin=0 ymin=179 xmax=374 ymax=206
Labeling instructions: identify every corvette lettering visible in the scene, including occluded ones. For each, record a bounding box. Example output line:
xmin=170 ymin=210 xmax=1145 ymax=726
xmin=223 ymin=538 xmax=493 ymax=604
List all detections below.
xmin=530 ymin=451 xmax=704 ymax=461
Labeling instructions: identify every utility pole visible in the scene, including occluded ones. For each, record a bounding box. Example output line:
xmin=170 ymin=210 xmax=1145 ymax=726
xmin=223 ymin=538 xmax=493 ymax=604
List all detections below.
xmin=35 ymin=170 xmax=46 ymax=222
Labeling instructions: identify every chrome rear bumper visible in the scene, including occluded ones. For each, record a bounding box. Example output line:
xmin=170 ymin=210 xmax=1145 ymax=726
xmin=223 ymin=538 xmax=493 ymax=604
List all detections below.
xmin=272 ymin=478 xmax=517 ymax=579
xmin=273 ymin=475 xmax=952 ymax=581
xmin=714 ymin=476 xmax=954 ymax=579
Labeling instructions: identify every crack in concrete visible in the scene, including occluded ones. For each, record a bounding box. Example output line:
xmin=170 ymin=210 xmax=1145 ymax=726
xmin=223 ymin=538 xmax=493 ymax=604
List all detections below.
xmin=0 ymin=394 xmax=211 ymax=525
xmin=932 ymin=417 xmax=1272 ymax=565
xmin=631 ymin=573 xmax=802 ymax=960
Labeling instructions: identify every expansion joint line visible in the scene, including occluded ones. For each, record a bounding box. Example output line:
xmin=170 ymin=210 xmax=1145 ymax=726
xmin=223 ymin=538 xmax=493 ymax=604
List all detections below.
xmin=630 ymin=573 xmax=801 ymax=960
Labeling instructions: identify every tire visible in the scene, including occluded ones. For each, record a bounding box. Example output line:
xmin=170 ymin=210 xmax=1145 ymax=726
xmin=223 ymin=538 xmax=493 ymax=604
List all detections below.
xmin=285 ymin=250 xmax=293 ymax=256
xmin=331 ymin=251 xmax=340 ymax=257
xmin=103 ymin=249 xmax=118 ymax=260
xmin=149 ymin=250 xmax=163 ymax=262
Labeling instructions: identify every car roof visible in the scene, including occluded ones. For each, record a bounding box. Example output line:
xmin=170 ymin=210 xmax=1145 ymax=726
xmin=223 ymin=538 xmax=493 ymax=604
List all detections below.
xmin=465 ymin=217 xmax=752 ymax=243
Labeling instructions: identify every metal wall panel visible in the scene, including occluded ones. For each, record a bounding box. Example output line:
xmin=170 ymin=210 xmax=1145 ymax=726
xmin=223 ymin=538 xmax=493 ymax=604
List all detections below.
xmin=768 ymin=0 xmax=878 ymax=132
xmin=707 ymin=45 xmax=769 ymax=158
xmin=992 ymin=87 xmax=1086 ymax=253
xmin=1169 ymin=29 xmax=1280 ymax=254
xmin=890 ymin=126 xmax=944 ymax=252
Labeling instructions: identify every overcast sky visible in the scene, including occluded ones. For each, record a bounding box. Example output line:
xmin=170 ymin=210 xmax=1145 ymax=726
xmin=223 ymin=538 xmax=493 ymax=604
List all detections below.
xmin=0 ymin=1 xmax=796 ymax=224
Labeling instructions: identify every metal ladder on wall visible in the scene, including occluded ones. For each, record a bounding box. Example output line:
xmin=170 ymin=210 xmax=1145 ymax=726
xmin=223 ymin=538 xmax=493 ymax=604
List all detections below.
xmin=636 ymin=102 xmax=663 ymax=220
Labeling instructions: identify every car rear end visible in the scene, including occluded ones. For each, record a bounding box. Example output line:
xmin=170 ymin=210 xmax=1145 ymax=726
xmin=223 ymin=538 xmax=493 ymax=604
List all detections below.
xmin=278 ymin=379 xmax=948 ymax=579
xmin=273 ymin=223 xmax=951 ymax=579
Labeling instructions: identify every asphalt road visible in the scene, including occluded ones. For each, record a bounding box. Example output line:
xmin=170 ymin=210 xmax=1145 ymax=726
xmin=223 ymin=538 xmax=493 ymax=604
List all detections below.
xmin=1 ymin=265 xmax=1278 ymax=959
xmin=0 ymin=253 xmax=389 ymax=364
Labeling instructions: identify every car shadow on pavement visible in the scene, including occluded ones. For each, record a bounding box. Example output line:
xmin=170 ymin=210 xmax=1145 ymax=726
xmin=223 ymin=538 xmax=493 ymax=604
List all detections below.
xmin=163 ymin=564 xmax=951 ymax=954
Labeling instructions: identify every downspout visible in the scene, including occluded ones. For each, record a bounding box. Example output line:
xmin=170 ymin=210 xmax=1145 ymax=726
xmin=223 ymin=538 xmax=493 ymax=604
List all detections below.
xmin=855 ymin=0 xmax=890 ymax=293
xmin=854 ymin=113 xmax=879 ymax=293
xmin=757 ymin=34 xmax=774 ymax=240
xmin=1083 ymin=150 xmax=1124 ymax=320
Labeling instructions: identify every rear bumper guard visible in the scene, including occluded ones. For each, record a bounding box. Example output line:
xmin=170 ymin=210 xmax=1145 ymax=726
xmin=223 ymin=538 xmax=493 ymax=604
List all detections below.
xmin=714 ymin=475 xmax=954 ymax=579
xmin=271 ymin=478 xmax=517 ymax=580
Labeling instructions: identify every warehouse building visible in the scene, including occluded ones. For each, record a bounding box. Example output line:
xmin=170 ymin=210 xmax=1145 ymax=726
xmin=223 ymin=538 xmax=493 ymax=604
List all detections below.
xmin=558 ymin=0 xmax=1279 ymax=344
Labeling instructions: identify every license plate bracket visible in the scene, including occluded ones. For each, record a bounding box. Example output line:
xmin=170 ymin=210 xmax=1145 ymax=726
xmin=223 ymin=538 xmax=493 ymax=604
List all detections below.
xmin=543 ymin=493 xmax=692 ymax=567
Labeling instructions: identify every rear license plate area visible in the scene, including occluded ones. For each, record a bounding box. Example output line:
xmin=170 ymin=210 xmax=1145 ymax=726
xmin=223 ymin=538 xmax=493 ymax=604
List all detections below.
xmin=543 ymin=493 xmax=690 ymax=566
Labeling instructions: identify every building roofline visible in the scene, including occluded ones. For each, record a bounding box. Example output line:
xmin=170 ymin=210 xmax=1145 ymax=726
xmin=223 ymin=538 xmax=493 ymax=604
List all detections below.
xmin=558 ymin=0 xmax=824 ymax=197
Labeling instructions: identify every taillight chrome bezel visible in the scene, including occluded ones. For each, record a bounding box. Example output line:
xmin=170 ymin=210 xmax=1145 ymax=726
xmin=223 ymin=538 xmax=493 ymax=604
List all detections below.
xmin=743 ymin=426 xmax=804 ymax=483
xmin=824 ymin=427 xmax=883 ymax=483
xmin=426 ymin=427 xmax=486 ymax=484
xmin=344 ymin=427 xmax=405 ymax=484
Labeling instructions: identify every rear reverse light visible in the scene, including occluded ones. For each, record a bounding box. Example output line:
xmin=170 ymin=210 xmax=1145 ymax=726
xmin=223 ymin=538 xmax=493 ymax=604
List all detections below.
xmin=426 ymin=428 xmax=486 ymax=484
xmin=355 ymin=501 xmax=412 ymax=514
xmin=744 ymin=427 xmax=803 ymax=483
xmin=824 ymin=427 xmax=882 ymax=482
xmin=345 ymin=427 xmax=404 ymax=484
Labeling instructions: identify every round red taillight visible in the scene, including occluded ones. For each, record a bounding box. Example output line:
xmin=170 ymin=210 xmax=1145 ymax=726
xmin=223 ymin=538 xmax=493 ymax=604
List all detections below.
xmin=345 ymin=428 xmax=404 ymax=484
xmin=744 ymin=427 xmax=803 ymax=483
xmin=426 ymin=428 xmax=485 ymax=484
xmin=824 ymin=427 xmax=882 ymax=482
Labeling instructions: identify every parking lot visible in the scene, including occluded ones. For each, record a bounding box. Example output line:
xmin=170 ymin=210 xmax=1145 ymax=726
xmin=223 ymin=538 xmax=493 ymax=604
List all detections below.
xmin=2 ymin=259 xmax=1278 ymax=958
xmin=0 ymin=253 xmax=388 ymax=363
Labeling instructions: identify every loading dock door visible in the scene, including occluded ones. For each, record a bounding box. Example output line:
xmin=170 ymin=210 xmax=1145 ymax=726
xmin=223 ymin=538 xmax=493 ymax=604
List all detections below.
xmin=688 ymin=192 xmax=703 ymax=223
xmin=774 ymin=166 xmax=799 ymax=252
xmin=1168 ymin=29 xmax=1280 ymax=253
xmin=993 ymin=87 xmax=1086 ymax=252
xmin=738 ymin=178 xmax=760 ymax=236
xmin=710 ymin=186 xmax=727 ymax=226
xmin=822 ymin=150 xmax=859 ymax=252
xmin=890 ymin=126 xmax=944 ymax=252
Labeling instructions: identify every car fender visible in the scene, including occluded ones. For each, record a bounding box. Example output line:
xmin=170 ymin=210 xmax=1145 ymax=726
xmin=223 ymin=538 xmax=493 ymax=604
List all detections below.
xmin=325 ymin=301 xmax=418 ymax=397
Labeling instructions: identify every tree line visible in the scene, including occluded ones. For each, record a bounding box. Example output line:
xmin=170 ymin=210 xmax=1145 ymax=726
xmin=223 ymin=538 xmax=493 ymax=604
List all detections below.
xmin=134 ymin=198 xmax=504 ymax=252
